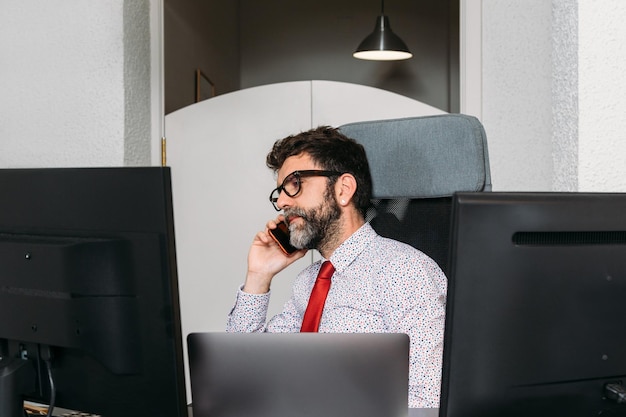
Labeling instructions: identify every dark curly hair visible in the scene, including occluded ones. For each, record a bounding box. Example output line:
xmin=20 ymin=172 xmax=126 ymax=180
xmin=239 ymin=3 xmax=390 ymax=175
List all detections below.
xmin=266 ymin=126 xmax=372 ymax=217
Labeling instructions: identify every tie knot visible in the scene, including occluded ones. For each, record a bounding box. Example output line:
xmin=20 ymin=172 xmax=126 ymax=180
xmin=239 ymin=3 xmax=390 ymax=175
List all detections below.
xmin=317 ymin=261 xmax=335 ymax=280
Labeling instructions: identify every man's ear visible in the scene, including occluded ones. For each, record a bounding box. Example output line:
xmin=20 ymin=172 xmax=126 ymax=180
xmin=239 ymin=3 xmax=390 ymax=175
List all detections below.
xmin=335 ymin=173 xmax=357 ymax=206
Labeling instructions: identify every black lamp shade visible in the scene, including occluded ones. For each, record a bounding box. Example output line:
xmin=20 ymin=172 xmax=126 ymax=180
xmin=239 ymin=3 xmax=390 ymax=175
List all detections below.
xmin=353 ymin=15 xmax=412 ymax=61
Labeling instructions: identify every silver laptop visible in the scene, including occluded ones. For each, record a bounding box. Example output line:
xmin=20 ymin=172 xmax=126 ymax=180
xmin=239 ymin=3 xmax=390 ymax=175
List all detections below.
xmin=187 ymin=332 xmax=410 ymax=417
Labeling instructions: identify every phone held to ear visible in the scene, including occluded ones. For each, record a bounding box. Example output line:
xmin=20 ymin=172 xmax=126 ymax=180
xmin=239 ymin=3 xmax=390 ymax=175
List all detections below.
xmin=269 ymin=222 xmax=298 ymax=255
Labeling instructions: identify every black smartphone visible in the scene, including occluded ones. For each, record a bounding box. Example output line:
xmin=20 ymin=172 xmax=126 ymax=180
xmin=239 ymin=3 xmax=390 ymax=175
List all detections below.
xmin=269 ymin=222 xmax=298 ymax=255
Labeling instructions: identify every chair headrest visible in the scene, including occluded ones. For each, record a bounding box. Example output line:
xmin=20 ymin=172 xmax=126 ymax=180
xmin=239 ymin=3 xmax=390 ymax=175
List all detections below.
xmin=339 ymin=114 xmax=491 ymax=199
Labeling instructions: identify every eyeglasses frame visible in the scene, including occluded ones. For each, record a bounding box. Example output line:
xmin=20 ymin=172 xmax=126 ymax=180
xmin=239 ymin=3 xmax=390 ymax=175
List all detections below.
xmin=269 ymin=170 xmax=343 ymax=211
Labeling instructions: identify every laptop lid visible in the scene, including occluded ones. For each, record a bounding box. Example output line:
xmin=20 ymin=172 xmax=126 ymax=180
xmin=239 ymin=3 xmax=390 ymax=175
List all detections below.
xmin=187 ymin=332 xmax=409 ymax=417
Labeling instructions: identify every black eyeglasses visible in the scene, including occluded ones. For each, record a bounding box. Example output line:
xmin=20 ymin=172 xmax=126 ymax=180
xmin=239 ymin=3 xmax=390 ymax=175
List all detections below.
xmin=269 ymin=170 xmax=343 ymax=211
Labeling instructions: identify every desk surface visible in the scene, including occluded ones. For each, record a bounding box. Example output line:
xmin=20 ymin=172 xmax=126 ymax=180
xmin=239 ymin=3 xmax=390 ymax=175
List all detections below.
xmin=187 ymin=406 xmax=438 ymax=417
xmin=47 ymin=405 xmax=438 ymax=417
xmin=185 ymin=406 xmax=437 ymax=417
xmin=35 ymin=405 xmax=194 ymax=417
xmin=186 ymin=406 xmax=439 ymax=417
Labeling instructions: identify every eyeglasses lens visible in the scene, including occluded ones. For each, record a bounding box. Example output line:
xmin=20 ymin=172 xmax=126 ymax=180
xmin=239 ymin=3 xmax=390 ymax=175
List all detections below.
xmin=282 ymin=174 xmax=300 ymax=197
xmin=270 ymin=173 xmax=301 ymax=210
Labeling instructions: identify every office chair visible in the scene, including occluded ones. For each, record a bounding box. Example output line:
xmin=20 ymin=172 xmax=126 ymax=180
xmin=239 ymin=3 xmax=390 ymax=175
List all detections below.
xmin=339 ymin=114 xmax=491 ymax=275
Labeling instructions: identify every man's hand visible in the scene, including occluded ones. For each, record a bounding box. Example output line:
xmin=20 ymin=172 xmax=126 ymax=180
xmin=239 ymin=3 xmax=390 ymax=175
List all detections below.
xmin=243 ymin=216 xmax=307 ymax=294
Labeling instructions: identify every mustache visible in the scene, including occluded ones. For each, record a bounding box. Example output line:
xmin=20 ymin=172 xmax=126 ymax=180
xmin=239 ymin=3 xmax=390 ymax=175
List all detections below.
xmin=283 ymin=207 xmax=308 ymax=223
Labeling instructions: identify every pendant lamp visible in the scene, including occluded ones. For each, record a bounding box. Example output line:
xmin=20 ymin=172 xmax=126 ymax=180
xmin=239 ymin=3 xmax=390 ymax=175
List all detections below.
xmin=353 ymin=0 xmax=412 ymax=61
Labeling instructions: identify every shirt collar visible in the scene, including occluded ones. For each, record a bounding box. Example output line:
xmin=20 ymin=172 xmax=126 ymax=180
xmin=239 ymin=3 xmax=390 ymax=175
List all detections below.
xmin=327 ymin=223 xmax=376 ymax=274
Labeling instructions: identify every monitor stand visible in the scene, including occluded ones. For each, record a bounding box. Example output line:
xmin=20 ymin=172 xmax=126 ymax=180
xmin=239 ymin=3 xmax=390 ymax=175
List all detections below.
xmin=0 ymin=356 xmax=36 ymax=417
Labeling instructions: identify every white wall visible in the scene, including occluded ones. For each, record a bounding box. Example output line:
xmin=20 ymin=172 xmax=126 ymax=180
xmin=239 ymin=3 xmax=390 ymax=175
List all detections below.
xmin=551 ymin=0 xmax=579 ymax=191
xmin=578 ymin=0 xmax=626 ymax=191
xmin=478 ymin=0 xmax=626 ymax=192
xmin=0 ymin=0 xmax=157 ymax=168
xmin=481 ymin=0 xmax=554 ymax=191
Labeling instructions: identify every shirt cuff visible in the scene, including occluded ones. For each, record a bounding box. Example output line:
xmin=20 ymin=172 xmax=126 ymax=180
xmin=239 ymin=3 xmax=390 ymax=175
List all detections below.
xmin=226 ymin=285 xmax=271 ymax=332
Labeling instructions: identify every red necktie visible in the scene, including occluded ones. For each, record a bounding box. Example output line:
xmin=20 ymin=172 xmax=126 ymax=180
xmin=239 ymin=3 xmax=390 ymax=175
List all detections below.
xmin=300 ymin=261 xmax=335 ymax=332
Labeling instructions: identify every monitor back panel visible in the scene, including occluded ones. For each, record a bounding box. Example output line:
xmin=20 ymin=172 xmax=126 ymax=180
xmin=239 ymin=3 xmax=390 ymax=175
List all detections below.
xmin=440 ymin=192 xmax=626 ymax=417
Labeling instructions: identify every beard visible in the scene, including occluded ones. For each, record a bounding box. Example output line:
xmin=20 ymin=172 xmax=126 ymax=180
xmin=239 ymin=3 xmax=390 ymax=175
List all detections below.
xmin=284 ymin=187 xmax=341 ymax=251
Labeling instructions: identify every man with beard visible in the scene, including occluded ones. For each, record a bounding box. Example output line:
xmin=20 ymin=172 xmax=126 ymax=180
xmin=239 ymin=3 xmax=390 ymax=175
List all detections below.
xmin=226 ymin=126 xmax=447 ymax=409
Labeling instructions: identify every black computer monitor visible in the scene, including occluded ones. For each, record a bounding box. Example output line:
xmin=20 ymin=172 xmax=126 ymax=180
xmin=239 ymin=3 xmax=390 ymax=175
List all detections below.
xmin=440 ymin=192 xmax=626 ymax=417
xmin=0 ymin=167 xmax=187 ymax=417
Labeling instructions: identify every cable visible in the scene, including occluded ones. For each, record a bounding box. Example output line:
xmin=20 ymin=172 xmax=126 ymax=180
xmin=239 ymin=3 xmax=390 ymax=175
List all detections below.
xmin=44 ymin=359 xmax=56 ymax=417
